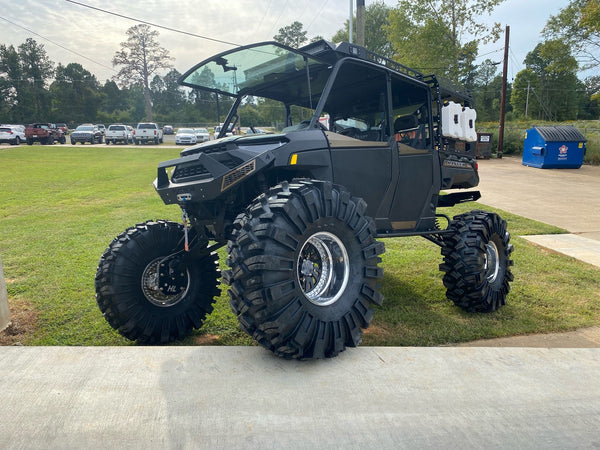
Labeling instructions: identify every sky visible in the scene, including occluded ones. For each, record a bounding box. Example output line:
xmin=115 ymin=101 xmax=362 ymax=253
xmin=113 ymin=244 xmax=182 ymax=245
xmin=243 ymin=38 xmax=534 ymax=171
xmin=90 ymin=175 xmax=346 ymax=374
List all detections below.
xmin=0 ymin=0 xmax=577 ymax=85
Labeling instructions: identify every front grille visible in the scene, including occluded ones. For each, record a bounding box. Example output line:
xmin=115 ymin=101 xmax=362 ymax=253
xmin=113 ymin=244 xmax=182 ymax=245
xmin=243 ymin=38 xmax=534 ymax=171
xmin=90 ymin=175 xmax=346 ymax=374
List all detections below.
xmin=221 ymin=159 xmax=255 ymax=191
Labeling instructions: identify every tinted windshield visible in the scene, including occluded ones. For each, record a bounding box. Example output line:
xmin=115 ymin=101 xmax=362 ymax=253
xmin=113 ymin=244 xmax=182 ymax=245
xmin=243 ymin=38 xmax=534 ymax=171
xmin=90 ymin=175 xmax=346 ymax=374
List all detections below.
xmin=177 ymin=128 xmax=194 ymax=134
xmin=180 ymin=43 xmax=328 ymax=101
xmin=109 ymin=125 xmax=125 ymax=131
xmin=76 ymin=126 xmax=93 ymax=131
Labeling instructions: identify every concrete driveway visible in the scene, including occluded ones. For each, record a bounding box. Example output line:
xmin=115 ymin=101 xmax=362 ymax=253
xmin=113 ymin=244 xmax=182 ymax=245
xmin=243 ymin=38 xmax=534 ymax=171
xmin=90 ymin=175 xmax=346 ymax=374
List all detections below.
xmin=476 ymin=156 xmax=600 ymax=267
xmin=477 ymin=156 xmax=600 ymax=241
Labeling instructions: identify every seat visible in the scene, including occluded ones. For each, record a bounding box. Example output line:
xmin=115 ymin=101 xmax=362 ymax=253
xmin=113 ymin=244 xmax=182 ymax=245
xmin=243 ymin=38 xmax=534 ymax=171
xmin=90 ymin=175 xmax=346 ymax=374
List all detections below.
xmin=394 ymin=115 xmax=425 ymax=148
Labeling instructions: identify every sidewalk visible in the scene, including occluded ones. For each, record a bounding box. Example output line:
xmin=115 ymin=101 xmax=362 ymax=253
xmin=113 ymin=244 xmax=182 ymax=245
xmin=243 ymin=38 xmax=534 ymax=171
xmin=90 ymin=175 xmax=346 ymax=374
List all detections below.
xmin=1 ymin=346 xmax=599 ymax=449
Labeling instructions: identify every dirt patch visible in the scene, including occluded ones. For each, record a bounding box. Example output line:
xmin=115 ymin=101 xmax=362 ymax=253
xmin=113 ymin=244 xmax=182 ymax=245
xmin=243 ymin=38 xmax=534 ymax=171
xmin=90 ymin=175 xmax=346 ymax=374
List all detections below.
xmin=0 ymin=297 xmax=38 ymax=345
xmin=193 ymin=333 xmax=221 ymax=345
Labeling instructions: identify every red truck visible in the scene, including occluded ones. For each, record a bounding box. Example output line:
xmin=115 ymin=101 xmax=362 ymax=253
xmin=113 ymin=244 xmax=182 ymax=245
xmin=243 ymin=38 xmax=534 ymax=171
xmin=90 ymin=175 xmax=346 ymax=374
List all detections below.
xmin=24 ymin=123 xmax=66 ymax=145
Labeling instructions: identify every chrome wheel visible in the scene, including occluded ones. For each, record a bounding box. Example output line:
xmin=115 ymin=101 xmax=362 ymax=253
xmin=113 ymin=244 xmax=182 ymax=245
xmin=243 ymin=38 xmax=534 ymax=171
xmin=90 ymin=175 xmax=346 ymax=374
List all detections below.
xmin=297 ymin=232 xmax=349 ymax=306
xmin=484 ymin=240 xmax=500 ymax=283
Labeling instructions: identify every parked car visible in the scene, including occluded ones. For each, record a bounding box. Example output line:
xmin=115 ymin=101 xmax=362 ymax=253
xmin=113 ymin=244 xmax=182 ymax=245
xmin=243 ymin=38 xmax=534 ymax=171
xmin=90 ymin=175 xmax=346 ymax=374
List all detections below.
xmin=163 ymin=125 xmax=174 ymax=135
xmin=55 ymin=123 xmax=69 ymax=135
xmin=105 ymin=124 xmax=132 ymax=145
xmin=175 ymin=128 xmax=197 ymax=145
xmin=24 ymin=123 xmax=66 ymax=145
xmin=70 ymin=124 xmax=103 ymax=144
xmin=133 ymin=122 xmax=163 ymax=145
xmin=214 ymin=123 xmax=235 ymax=138
xmin=194 ymin=127 xmax=210 ymax=142
xmin=97 ymin=124 xmax=106 ymax=135
xmin=0 ymin=125 xmax=26 ymax=145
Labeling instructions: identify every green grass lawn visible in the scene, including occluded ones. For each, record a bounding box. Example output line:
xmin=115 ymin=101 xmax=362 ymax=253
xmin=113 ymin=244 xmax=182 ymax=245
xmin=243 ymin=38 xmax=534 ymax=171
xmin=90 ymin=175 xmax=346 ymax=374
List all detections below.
xmin=1 ymin=145 xmax=599 ymax=346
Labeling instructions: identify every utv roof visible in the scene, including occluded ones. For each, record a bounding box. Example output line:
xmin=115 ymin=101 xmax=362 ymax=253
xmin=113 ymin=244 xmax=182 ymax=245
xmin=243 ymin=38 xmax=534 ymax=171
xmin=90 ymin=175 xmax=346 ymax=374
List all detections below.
xmin=179 ymin=40 xmax=472 ymax=106
xmin=180 ymin=40 xmax=426 ymax=96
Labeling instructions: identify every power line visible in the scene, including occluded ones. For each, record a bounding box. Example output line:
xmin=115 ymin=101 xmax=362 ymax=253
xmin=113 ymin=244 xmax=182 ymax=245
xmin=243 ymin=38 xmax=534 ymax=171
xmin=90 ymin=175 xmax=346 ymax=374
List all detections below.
xmin=269 ymin=0 xmax=291 ymax=38
xmin=0 ymin=15 xmax=117 ymax=73
xmin=306 ymin=0 xmax=330 ymax=34
xmin=64 ymin=0 xmax=242 ymax=47
xmin=254 ymin=0 xmax=275 ymax=36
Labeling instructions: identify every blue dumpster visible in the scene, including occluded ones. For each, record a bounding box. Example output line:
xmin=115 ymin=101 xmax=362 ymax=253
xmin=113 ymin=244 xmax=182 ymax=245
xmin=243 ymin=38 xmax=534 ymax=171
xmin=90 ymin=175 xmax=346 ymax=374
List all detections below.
xmin=522 ymin=125 xmax=587 ymax=169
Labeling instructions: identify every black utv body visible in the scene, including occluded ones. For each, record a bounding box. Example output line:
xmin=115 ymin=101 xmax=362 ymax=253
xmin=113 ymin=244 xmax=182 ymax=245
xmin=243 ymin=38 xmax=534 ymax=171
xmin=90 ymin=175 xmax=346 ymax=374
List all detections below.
xmin=95 ymin=40 xmax=514 ymax=359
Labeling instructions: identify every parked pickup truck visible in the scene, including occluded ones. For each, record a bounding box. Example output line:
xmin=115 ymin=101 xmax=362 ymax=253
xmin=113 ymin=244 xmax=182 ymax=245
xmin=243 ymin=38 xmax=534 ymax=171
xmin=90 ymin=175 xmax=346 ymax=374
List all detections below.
xmin=133 ymin=122 xmax=163 ymax=145
xmin=105 ymin=124 xmax=133 ymax=145
xmin=24 ymin=123 xmax=66 ymax=145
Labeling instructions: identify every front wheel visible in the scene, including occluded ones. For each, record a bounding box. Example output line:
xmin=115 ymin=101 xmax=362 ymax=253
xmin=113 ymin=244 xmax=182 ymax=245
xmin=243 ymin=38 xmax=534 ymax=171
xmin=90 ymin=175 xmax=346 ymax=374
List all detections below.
xmin=225 ymin=180 xmax=385 ymax=359
xmin=440 ymin=210 xmax=514 ymax=312
xmin=95 ymin=220 xmax=220 ymax=343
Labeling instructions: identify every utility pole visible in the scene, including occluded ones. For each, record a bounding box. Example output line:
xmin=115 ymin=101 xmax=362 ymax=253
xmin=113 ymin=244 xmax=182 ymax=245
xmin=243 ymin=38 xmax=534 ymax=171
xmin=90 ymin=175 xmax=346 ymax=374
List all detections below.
xmin=497 ymin=25 xmax=510 ymax=159
xmin=357 ymin=0 xmax=365 ymax=47
xmin=349 ymin=0 xmax=353 ymax=44
xmin=525 ymin=80 xmax=530 ymax=119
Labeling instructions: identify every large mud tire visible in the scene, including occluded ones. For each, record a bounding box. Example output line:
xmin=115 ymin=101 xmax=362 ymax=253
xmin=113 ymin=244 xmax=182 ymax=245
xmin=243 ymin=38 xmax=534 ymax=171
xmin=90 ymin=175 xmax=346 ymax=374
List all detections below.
xmin=440 ymin=210 xmax=514 ymax=312
xmin=95 ymin=220 xmax=220 ymax=343
xmin=224 ymin=180 xmax=385 ymax=359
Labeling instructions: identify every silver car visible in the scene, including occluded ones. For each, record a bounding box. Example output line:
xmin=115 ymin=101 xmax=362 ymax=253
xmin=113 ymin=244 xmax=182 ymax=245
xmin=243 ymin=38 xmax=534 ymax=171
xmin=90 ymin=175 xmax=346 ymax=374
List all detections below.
xmin=175 ymin=128 xmax=197 ymax=145
xmin=194 ymin=127 xmax=210 ymax=142
xmin=0 ymin=125 xmax=26 ymax=145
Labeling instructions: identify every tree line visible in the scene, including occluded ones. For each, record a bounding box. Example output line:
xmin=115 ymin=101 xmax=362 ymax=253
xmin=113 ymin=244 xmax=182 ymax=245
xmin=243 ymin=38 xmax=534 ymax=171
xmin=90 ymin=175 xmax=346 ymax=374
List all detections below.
xmin=1 ymin=0 xmax=598 ymax=128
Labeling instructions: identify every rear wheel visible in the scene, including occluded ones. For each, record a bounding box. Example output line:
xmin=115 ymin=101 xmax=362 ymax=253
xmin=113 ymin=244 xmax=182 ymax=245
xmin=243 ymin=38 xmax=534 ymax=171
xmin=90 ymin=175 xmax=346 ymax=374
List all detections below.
xmin=225 ymin=180 xmax=385 ymax=359
xmin=95 ymin=220 xmax=220 ymax=343
xmin=440 ymin=210 xmax=514 ymax=312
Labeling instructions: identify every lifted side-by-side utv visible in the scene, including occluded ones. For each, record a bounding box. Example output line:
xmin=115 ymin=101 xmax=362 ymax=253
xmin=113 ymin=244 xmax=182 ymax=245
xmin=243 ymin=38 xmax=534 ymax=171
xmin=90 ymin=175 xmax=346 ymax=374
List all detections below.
xmin=95 ymin=40 xmax=513 ymax=359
